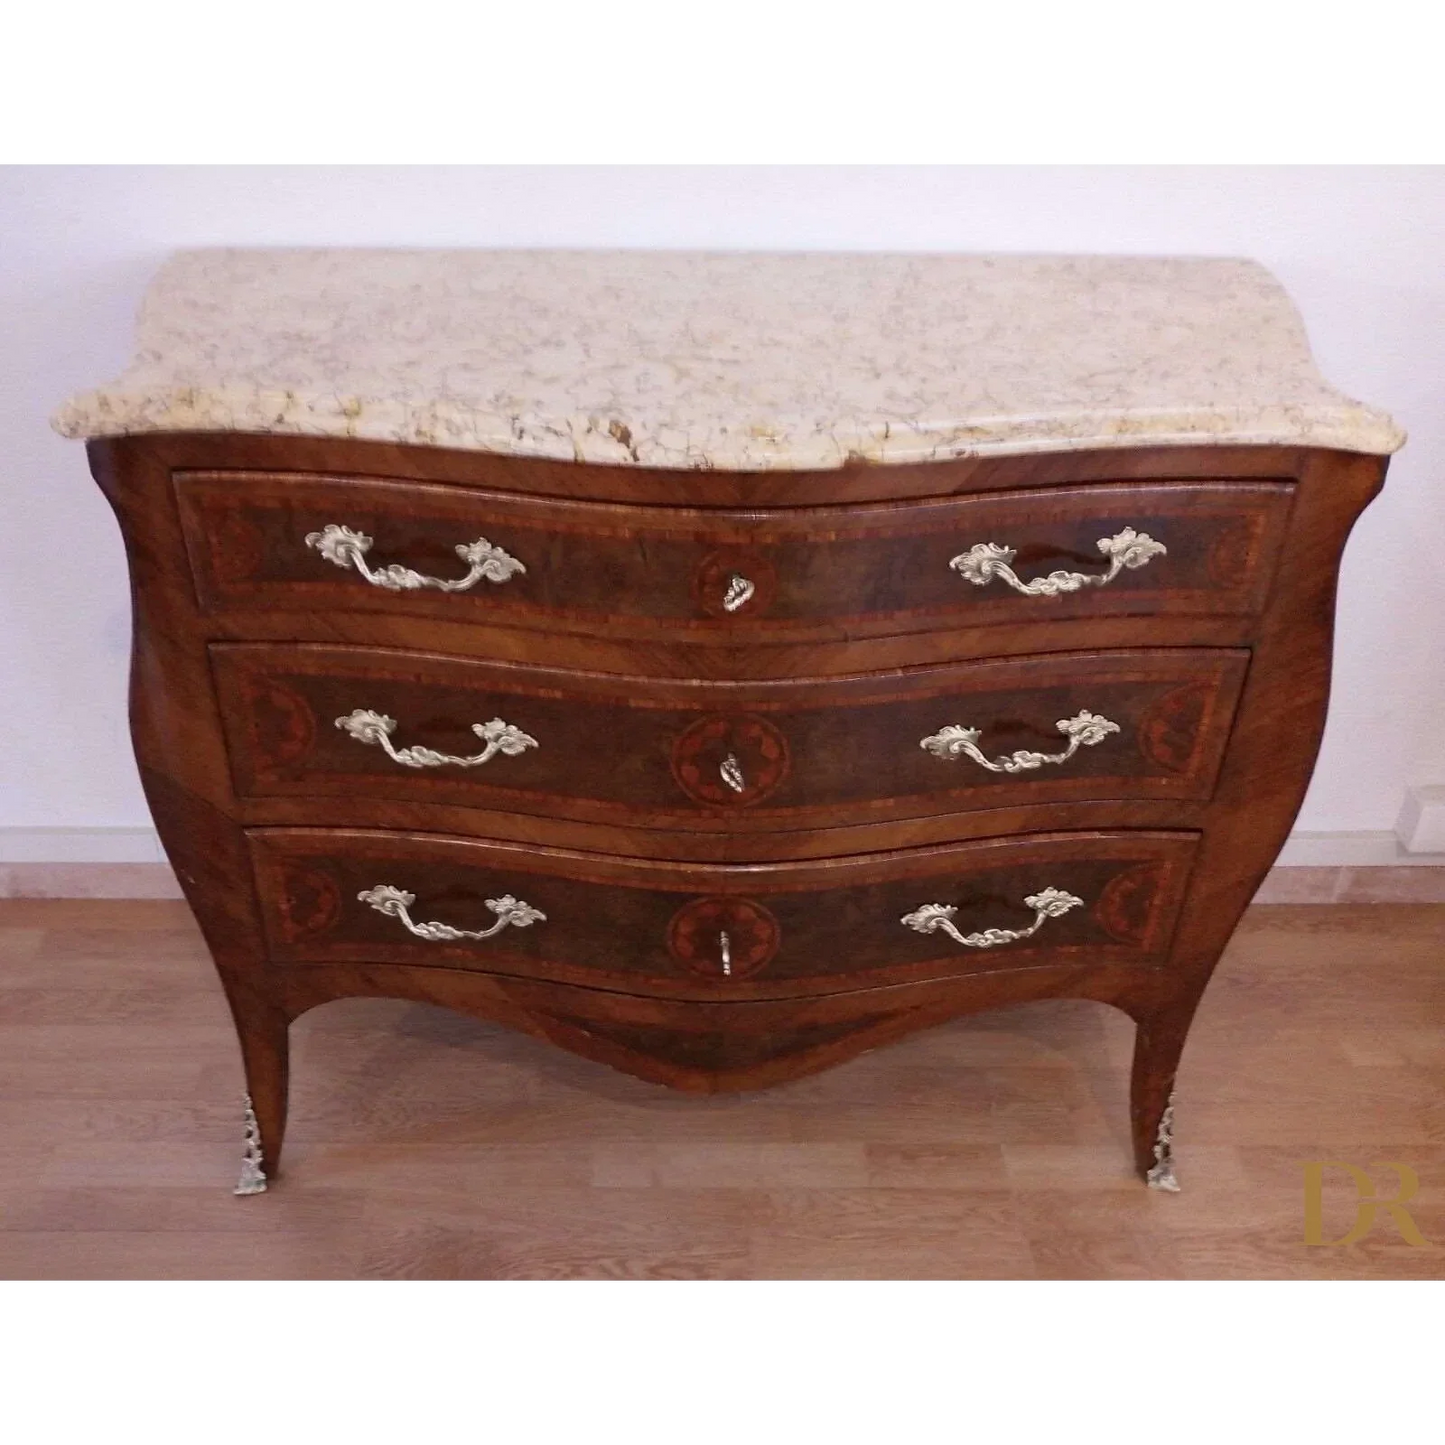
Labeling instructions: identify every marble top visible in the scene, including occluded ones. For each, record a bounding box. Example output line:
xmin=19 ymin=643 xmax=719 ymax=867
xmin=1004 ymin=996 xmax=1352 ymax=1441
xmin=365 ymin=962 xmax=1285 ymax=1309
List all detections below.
xmin=52 ymin=248 xmax=1404 ymax=469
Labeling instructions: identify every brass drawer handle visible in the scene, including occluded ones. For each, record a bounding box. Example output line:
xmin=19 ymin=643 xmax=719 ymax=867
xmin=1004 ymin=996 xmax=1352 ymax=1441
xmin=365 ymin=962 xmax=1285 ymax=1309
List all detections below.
xmin=950 ymin=527 xmax=1166 ymax=597
xmin=305 ymin=523 xmax=526 ymax=593
xmin=359 ymin=884 xmax=546 ymax=941
xmin=336 ymin=709 xmax=537 ymax=769
xmin=901 ymin=887 xmax=1083 ymax=949
xmin=920 ymin=710 xmax=1120 ymax=774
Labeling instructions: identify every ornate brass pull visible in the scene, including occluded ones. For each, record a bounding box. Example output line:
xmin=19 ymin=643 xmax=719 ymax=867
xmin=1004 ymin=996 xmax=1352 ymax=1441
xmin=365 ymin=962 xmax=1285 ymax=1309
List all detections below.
xmin=920 ymin=710 xmax=1120 ymax=774
xmin=336 ymin=709 xmax=537 ymax=770
xmin=950 ymin=527 xmax=1166 ymax=597
xmin=358 ymin=884 xmax=545 ymax=941
xmin=306 ymin=523 xmax=525 ymax=593
xmin=723 ymin=573 xmax=755 ymax=612
xmin=901 ymin=887 xmax=1083 ymax=949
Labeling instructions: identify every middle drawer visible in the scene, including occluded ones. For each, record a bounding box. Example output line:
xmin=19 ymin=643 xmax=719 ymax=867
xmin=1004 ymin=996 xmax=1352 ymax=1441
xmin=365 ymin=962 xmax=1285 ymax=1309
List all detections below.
xmin=213 ymin=644 xmax=1248 ymax=830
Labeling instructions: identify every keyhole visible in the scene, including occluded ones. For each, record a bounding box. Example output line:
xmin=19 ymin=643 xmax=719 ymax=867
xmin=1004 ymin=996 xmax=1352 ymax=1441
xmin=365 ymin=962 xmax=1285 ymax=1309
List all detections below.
xmin=723 ymin=574 xmax=755 ymax=612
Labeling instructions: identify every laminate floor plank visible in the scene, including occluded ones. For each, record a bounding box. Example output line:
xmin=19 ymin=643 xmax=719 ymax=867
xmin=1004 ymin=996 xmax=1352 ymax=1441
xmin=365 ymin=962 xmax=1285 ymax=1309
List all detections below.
xmin=1 ymin=899 xmax=1442 ymax=1279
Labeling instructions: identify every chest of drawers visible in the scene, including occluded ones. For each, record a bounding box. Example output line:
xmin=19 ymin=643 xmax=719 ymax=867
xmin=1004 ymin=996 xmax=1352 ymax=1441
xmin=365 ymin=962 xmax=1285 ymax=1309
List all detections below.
xmin=57 ymin=249 xmax=1402 ymax=1196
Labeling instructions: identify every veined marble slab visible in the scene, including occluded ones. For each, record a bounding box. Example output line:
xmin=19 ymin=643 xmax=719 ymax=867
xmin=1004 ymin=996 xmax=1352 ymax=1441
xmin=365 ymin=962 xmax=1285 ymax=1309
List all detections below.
xmin=53 ymin=249 xmax=1405 ymax=469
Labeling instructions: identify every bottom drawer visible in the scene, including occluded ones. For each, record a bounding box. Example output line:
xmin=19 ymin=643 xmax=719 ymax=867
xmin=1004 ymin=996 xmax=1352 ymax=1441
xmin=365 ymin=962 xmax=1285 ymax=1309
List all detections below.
xmin=250 ymin=828 xmax=1199 ymax=1001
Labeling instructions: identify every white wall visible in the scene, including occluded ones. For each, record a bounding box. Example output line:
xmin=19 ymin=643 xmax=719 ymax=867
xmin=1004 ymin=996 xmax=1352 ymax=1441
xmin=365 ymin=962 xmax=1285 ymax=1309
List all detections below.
xmin=3 ymin=166 xmax=1443 ymax=849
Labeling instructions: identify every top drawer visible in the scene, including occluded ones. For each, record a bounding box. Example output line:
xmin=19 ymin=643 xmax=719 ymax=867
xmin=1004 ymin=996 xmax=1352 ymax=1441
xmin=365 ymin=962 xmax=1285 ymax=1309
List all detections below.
xmin=176 ymin=471 xmax=1294 ymax=642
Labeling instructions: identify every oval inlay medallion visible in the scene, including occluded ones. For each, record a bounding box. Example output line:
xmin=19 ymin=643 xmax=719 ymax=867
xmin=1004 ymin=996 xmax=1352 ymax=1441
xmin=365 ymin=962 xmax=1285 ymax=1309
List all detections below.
xmin=1093 ymin=862 xmax=1165 ymax=946
xmin=279 ymin=865 xmax=342 ymax=940
xmin=1137 ymin=680 xmax=1213 ymax=774
xmin=666 ymin=896 xmax=781 ymax=980
xmin=241 ymin=676 xmax=318 ymax=765
xmin=671 ymin=713 xmax=791 ymax=807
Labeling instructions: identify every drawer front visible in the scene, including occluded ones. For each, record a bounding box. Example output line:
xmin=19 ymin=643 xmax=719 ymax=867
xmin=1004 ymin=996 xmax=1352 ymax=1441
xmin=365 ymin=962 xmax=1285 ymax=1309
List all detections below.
xmin=216 ymin=644 xmax=1247 ymax=829
xmin=177 ymin=471 xmax=1293 ymax=640
xmin=250 ymin=828 xmax=1199 ymax=1000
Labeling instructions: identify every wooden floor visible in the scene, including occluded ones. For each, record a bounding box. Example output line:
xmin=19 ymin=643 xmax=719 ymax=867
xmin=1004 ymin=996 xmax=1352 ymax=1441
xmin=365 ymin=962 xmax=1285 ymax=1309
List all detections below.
xmin=1 ymin=898 xmax=1442 ymax=1279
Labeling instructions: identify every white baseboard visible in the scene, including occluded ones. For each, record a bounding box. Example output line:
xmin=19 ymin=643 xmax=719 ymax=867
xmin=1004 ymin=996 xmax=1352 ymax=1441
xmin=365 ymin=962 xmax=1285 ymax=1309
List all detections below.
xmin=0 ymin=862 xmax=183 ymax=900
xmin=1397 ymin=786 xmax=1445 ymax=854
xmin=0 ymin=827 xmax=170 ymax=863
xmin=0 ymin=829 xmax=177 ymax=898
xmin=1274 ymin=830 xmax=1445 ymax=867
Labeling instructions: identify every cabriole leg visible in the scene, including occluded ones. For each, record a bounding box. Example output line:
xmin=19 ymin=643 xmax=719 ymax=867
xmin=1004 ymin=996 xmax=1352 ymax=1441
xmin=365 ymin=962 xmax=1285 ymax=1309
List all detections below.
xmin=223 ymin=983 xmax=290 ymax=1195
xmin=1130 ymin=999 xmax=1198 ymax=1191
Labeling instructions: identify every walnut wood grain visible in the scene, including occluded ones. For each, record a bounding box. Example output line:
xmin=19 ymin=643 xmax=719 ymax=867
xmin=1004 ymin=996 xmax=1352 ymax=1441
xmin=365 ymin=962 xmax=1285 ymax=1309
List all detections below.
xmin=247 ymin=826 xmax=1199 ymax=1000
xmin=194 ymin=595 xmax=1266 ymax=680
xmin=86 ymin=432 xmax=1388 ymax=1188
xmin=211 ymin=643 xmax=1247 ymax=831
xmin=98 ymin=430 xmax=1312 ymax=505
xmin=176 ymin=470 xmax=1293 ymax=643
